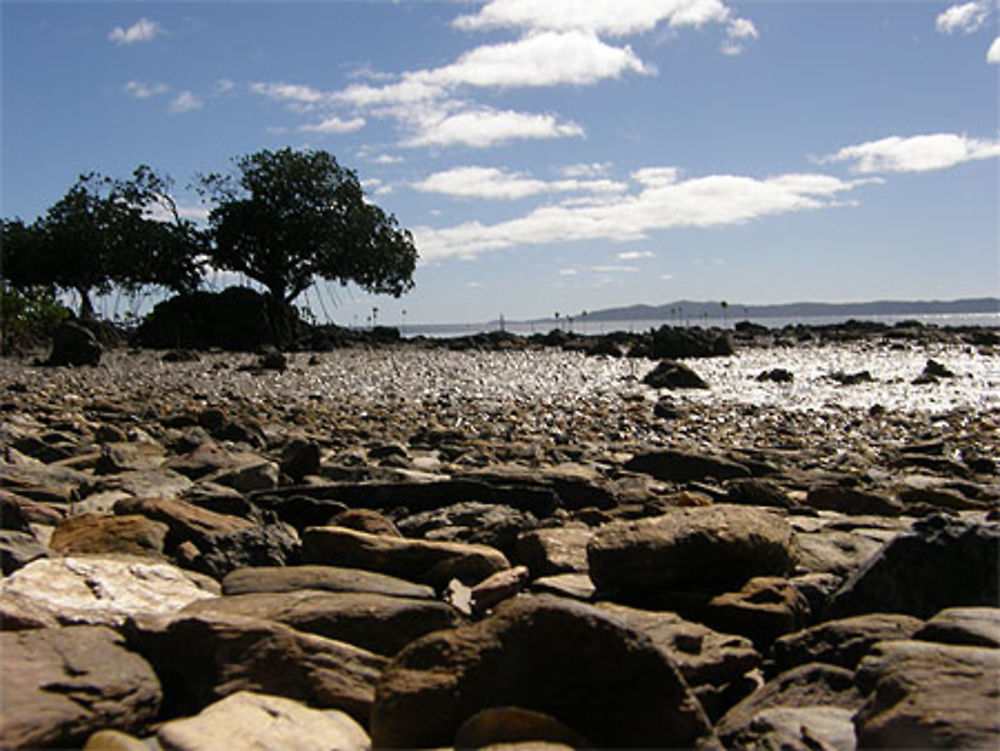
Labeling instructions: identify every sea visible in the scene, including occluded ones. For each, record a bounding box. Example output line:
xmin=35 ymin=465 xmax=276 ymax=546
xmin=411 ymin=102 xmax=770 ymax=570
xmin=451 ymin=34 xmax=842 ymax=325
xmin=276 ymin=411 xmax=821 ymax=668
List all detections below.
xmin=402 ymin=312 xmax=1000 ymax=339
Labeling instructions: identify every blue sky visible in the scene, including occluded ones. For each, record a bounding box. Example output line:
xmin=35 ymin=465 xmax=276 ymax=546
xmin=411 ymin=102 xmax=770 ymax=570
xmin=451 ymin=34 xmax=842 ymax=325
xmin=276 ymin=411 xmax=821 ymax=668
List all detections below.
xmin=2 ymin=0 xmax=998 ymax=326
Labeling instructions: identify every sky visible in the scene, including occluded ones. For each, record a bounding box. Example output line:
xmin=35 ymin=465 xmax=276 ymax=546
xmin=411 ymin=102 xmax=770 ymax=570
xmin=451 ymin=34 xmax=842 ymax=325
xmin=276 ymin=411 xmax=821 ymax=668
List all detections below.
xmin=2 ymin=0 xmax=999 ymax=326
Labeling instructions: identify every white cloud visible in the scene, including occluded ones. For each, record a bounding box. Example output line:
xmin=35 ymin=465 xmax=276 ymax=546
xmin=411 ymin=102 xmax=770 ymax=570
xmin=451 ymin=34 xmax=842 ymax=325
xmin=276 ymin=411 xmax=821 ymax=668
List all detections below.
xmin=935 ymin=2 xmax=989 ymax=33
xmin=558 ymin=268 xmax=579 ymax=276
xmin=721 ymin=16 xmax=758 ymax=54
xmin=660 ymin=273 xmax=675 ymax=280
xmin=299 ymin=115 xmax=366 ymax=134
xmin=169 ymin=91 xmax=203 ymax=114
xmin=413 ymin=165 xmax=626 ymax=199
xmin=821 ymin=133 xmax=1000 ymax=173
xmin=402 ymin=108 xmax=584 ymax=149
xmin=560 ymin=162 xmax=613 ymax=178
xmin=988 ymin=36 xmax=1000 ymax=62
xmin=453 ymin=0 xmax=734 ymax=36
xmin=617 ymin=250 xmax=655 ymax=259
xmin=109 ymin=18 xmax=162 ymax=45
xmin=124 ymin=80 xmax=168 ymax=99
xmin=373 ymin=154 xmax=405 ymax=164
xmin=413 ymin=168 xmax=867 ymax=261
xmin=590 ymin=265 xmax=638 ymax=273
xmin=250 ymin=82 xmax=330 ymax=105
xmin=215 ymin=79 xmax=236 ymax=94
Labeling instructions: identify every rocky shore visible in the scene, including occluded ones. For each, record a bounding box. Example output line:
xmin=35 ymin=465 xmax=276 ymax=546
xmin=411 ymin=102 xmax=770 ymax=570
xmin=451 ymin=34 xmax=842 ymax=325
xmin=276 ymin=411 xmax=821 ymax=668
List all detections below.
xmin=1 ymin=331 xmax=998 ymax=750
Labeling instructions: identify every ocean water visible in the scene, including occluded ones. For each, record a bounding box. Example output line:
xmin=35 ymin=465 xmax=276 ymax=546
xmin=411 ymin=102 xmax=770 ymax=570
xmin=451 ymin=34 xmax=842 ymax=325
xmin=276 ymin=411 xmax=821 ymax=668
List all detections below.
xmin=405 ymin=312 xmax=1000 ymax=339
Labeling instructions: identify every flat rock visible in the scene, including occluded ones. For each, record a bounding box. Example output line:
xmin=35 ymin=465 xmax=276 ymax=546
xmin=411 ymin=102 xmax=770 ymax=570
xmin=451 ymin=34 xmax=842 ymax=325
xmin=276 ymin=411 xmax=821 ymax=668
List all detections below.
xmin=792 ymin=528 xmax=886 ymax=576
xmin=370 ymin=594 xmax=716 ymax=749
xmin=156 ymin=691 xmax=370 ymax=751
xmin=530 ymin=573 xmax=596 ymax=601
xmin=396 ymin=501 xmax=538 ymax=555
xmin=0 ymin=625 xmax=161 ymax=749
xmin=97 ymin=468 xmax=193 ymax=500
xmin=625 ymin=449 xmax=750 ymax=482
xmin=182 ymin=589 xmax=462 ymax=655
xmin=514 ymin=524 xmax=593 ymax=576
xmin=773 ymin=613 xmax=924 ymax=671
xmin=1 ymin=556 xmax=219 ymax=626
xmin=301 ymin=525 xmax=510 ymax=587
xmin=124 ymin=612 xmax=386 ymax=723
xmin=715 ymin=663 xmax=863 ymax=745
xmin=804 ymin=485 xmax=904 ymax=516
xmin=593 ymin=602 xmax=760 ymax=690
xmin=588 ymin=505 xmax=797 ymax=600
xmin=191 ymin=522 xmax=301 ymax=580
xmin=113 ymin=496 xmax=254 ymax=547
xmin=914 ymin=606 xmax=1000 ymax=648
xmin=854 ymin=639 xmax=1000 ymax=749
xmin=95 ymin=442 xmax=166 ymax=475
xmin=49 ymin=512 xmax=169 ymax=558
xmin=825 ymin=514 xmax=1000 ymax=619
xmin=222 ymin=564 xmax=434 ymax=599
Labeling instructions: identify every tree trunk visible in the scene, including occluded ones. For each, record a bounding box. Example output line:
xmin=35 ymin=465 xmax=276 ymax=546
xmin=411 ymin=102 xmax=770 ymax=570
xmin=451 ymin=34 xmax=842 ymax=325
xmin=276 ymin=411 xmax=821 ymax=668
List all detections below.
xmin=77 ymin=288 xmax=95 ymax=320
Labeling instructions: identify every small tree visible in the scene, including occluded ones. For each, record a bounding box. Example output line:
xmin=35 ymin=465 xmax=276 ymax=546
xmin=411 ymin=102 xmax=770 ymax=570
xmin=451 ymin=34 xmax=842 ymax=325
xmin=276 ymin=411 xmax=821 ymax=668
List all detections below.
xmin=200 ymin=148 xmax=417 ymax=305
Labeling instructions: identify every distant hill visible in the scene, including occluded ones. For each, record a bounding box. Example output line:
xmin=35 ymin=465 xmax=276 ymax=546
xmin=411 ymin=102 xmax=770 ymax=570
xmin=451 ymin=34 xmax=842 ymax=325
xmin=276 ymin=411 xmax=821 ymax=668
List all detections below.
xmin=542 ymin=297 xmax=1000 ymax=323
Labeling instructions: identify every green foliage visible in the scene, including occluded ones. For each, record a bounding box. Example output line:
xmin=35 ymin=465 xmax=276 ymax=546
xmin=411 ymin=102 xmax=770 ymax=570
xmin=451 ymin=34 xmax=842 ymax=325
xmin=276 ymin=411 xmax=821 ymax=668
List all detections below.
xmin=0 ymin=282 xmax=69 ymax=353
xmin=1 ymin=168 xmax=205 ymax=319
xmin=200 ymin=148 xmax=417 ymax=303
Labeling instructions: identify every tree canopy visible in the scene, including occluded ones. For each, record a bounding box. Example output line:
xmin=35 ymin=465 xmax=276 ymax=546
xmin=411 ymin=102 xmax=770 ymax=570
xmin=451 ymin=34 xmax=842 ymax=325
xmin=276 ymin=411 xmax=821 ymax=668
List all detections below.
xmin=200 ymin=148 xmax=418 ymax=304
xmin=1 ymin=169 xmax=203 ymax=319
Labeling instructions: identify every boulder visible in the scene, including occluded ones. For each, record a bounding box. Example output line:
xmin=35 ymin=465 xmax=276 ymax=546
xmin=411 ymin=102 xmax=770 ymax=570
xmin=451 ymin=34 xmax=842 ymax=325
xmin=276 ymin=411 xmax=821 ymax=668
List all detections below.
xmin=124 ymin=612 xmax=386 ymax=723
xmin=643 ymin=359 xmax=709 ymax=389
xmin=854 ymin=640 xmax=1000 ymax=749
xmin=825 ymin=514 xmax=1000 ymax=619
xmin=191 ymin=522 xmax=301 ymax=580
xmin=301 ymin=525 xmax=510 ymax=587
xmin=0 ymin=625 xmax=161 ymax=749
xmin=397 ymin=501 xmax=538 ymax=556
xmin=625 ymin=449 xmax=751 ymax=482
xmin=804 ymin=485 xmax=904 ymax=516
xmin=650 ymin=325 xmax=733 ymax=359
xmin=514 ymin=524 xmax=593 ymax=577
xmin=0 ymin=529 xmax=49 ymax=575
xmin=280 ymin=438 xmax=322 ymax=481
xmin=49 ymin=513 xmax=169 ymax=558
xmin=792 ymin=528 xmax=887 ymax=577
xmin=725 ymin=706 xmax=856 ymax=751
xmin=46 ymin=320 xmax=102 ymax=366
xmin=772 ymin=613 xmax=924 ymax=671
xmin=222 ymin=565 xmax=434 ymax=599
xmin=702 ymin=576 xmax=811 ymax=646
xmin=370 ymin=595 xmax=716 ymax=749
xmin=182 ymin=589 xmax=462 ymax=655
xmin=454 ymin=707 xmax=590 ymax=749
xmin=588 ymin=505 xmax=797 ymax=601
xmin=715 ymin=663 xmax=864 ymax=745
xmin=913 ymin=606 xmax=1000 ymax=648
xmin=0 ymin=556 xmax=219 ymax=627
xmin=113 ymin=496 xmax=254 ymax=549
xmin=155 ymin=691 xmax=370 ymax=751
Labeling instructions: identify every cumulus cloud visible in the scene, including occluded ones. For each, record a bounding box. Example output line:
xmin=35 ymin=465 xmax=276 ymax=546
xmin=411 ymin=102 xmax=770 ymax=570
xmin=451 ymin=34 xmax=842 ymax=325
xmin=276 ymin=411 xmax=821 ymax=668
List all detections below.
xmin=721 ymin=16 xmax=759 ymax=55
xmin=109 ymin=18 xmax=162 ymax=45
xmin=373 ymin=154 xmax=405 ymax=164
xmin=124 ymin=80 xmax=168 ymax=99
xmin=560 ymin=162 xmax=614 ymax=178
xmin=250 ymin=82 xmax=331 ymax=106
xmin=413 ymin=168 xmax=868 ymax=261
xmin=169 ymin=91 xmax=203 ymax=114
xmin=988 ymin=36 xmax=1000 ymax=62
xmin=413 ymin=166 xmax=627 ymax=199
xmin=401 ymin=108 xmax=584 ymax=149
xmin=820 ymin=133 xmax=1000 ymax=173
xmin=935 ymin=2 xmax=990 ymax=33
xmin=617 ymin=250 xmax=656 ymax=259
xmin=453 ymin=0 xmax=734 ymax=35
xmin=299 ymin=115 xmax=366 ymax=134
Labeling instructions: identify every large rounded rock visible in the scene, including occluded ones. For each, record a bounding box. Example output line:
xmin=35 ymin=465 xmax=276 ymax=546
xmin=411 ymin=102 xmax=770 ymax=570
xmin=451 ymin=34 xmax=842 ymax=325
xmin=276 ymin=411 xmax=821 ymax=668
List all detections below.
xmin=588 ymin=505 xmax=798 ymax=601
xmin=643 ymin=359 xmax=709 ymax=390
xmin=854 ymin=640 xmax=1000 ymax=749
xmin=46 ymin=320 xmax=102 ymax=366
xmin=370 ymin=594 xmax=716 ymax=749
xmin=825 ymin=514 xmax=999 ymax=619
xmin=0 ymin=625 xmax=161 ymax=749
xmin=773 ymin=613 xmax=924 ymax=671
xmin=914 ymin=606 xmax=1000 ymax=648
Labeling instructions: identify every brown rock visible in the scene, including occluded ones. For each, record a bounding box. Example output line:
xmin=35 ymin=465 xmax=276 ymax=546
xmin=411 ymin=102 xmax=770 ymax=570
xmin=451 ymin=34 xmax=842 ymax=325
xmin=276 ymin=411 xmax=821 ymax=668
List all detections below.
xmin=114 ymin=496 xmax=254 ymax=547
xmin=330 ymin=508 xmax=403 ymax=537
xmin=182 ymin=589 xmax=463 ymax=655
xmin=773 ymin=613 xmax=924 ymax=671
xmin=854 ymin=640 xmax=1000 ymax=749
xmin=804 ymin=485 xmax=904 ymax=516
xmin=301 ymin=525 xmax=510 ymax=587
xmin=703 ymin=576 xmax=811 ymax=646
xmin=455 ymin=707 xmax=590 ymax=749
xmin=914 ymin=606 xmax=1000 ymax=648
xmin=514 ymin=524 xmax=593 ymax=577
xmin=50 ymin=513 xmax=169 ymax=558
xmin=221 ymin=564 xmax=434 ymax=599
xmin=370 ymin=594 xmax=716 ymax=749
xmin=587 ymin=505 xmax=798 ymax=601
xmin=0 ymin=625 xmax=161 ymax=749
xmin=124 ymin=612 xmax=386 ymax=723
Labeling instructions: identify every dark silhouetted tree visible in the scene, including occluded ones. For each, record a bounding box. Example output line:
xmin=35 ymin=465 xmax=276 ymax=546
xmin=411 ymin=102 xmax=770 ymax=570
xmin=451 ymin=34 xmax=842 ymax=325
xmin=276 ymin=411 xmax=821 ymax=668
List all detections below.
xmin=199 ymin=148 xmax=417 ymax=305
